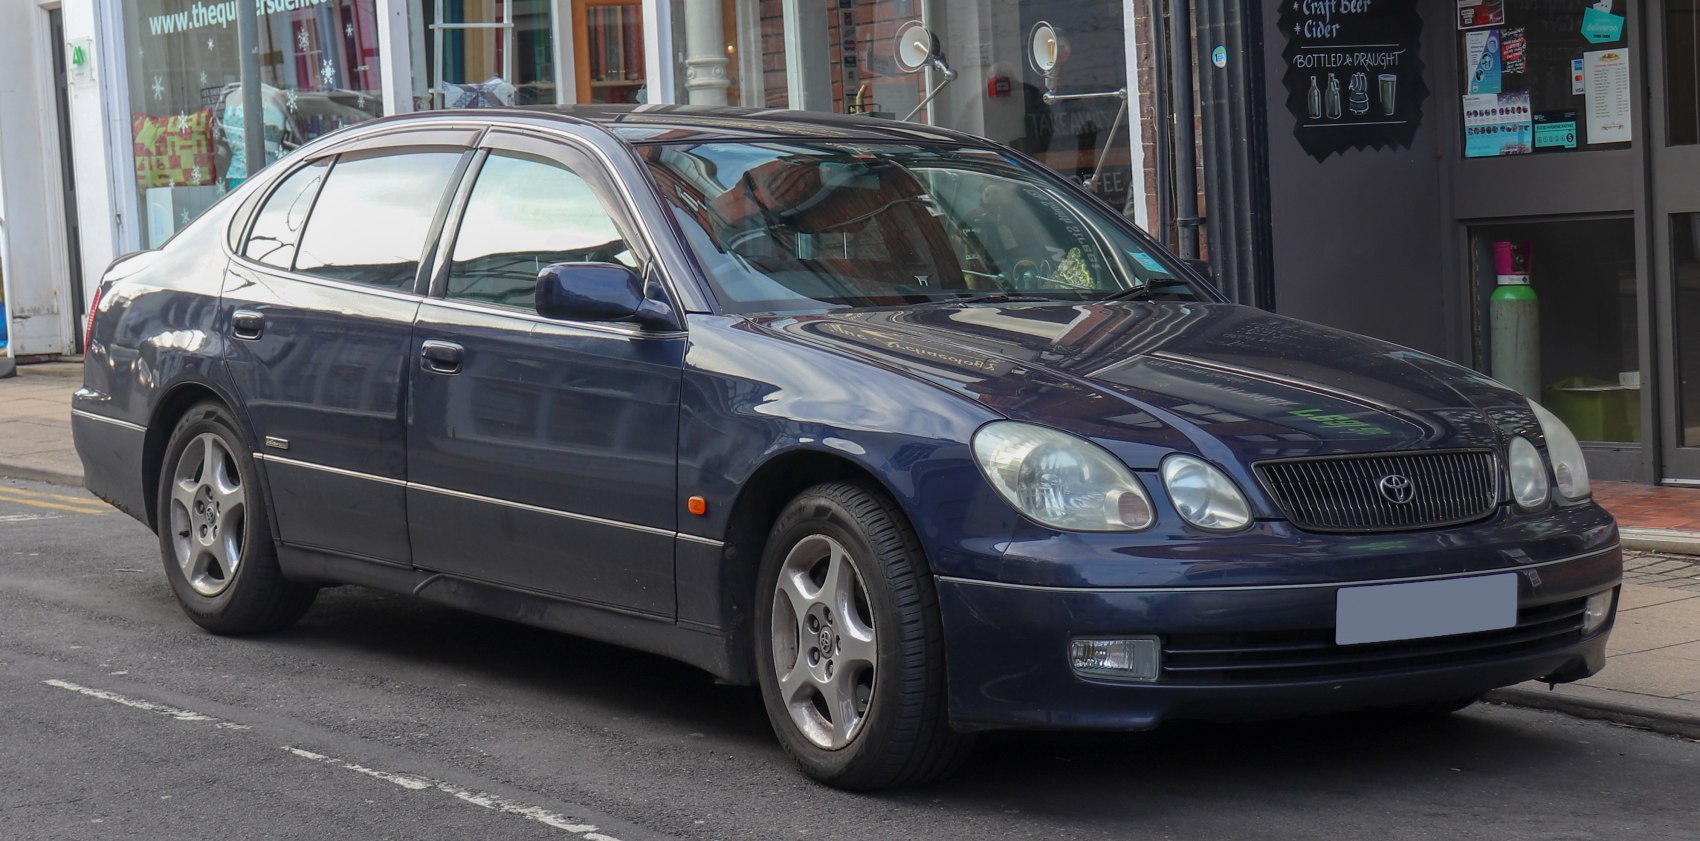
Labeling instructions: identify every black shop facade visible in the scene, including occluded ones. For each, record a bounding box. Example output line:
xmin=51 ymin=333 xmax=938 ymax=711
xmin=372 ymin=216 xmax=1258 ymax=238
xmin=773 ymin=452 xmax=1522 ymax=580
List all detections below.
xmin=1189 ymin=0 xmax=1696 ymax=485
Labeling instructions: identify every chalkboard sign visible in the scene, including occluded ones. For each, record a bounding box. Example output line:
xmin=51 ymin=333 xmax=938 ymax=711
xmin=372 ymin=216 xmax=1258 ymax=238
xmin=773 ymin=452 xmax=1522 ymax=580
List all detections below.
xmin=1279 ymin=0 xmax=1429 ymax=160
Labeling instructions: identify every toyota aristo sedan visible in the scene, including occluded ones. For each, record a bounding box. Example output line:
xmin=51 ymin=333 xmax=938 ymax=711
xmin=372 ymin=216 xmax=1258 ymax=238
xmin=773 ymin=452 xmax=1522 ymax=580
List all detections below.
xmin=74 ymin=106 xmax=1621 ymax=789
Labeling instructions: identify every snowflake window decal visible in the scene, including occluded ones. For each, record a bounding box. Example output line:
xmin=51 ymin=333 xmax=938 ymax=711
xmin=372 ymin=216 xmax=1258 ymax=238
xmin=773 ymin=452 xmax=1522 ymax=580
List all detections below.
xmin=321 ymin=59 xmax=337 ymax=88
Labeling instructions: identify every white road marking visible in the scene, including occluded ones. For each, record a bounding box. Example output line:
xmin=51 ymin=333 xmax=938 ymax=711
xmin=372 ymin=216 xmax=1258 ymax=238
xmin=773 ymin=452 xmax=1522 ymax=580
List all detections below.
xmin=43 ymin=679 xmax=250 ymax=730
xmin=0 ymin=513 xmax=60 ymax=522
xmin=283 ymin=747 xmax=620 ymax=839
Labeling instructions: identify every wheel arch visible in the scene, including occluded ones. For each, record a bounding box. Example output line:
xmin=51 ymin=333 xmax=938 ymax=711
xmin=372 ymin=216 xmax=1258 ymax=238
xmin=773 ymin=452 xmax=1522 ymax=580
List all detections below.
xmin=142 ymin=378 xmax=248 ymax=531
xmin=712 ymin=446 xmax=928 ymax=683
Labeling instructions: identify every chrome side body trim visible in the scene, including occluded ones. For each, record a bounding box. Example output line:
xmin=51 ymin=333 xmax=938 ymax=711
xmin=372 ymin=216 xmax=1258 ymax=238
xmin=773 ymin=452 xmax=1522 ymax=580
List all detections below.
xmin=409 ymin=482 xmax=676 ymax=538
xmin=937 ymin=544 xmax=1621 ymax=594
xmin=252 ymin=452 xmax=713 ymax=543
xmin=71 ymin=409 xmax=147 ymax=433
xmin=676 ymin=533 xmax=727 ymax=548
xmin=251 ymin=452 xmax=407 ymax=487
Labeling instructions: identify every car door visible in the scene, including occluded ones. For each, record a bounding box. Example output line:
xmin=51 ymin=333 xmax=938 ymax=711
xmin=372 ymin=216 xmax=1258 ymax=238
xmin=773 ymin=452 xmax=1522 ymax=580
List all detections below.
xmin=405 ymin=130 xmax=685 ymax=617
xmin=222 ymin=131 xmax=475 ymax=566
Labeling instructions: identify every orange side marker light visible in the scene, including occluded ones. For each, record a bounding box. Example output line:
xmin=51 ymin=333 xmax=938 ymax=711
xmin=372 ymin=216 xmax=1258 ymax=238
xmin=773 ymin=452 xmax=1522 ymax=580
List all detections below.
xmin=687 ymin=496 xmax=708 ymax=516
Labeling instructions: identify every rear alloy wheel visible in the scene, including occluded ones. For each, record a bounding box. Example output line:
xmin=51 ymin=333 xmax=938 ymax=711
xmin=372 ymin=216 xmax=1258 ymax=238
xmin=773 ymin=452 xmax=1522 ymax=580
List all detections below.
xmin=754 ymin=482 xmax=971 ymax=789
xmin=157 ymin=401 xmax=315 ymax=634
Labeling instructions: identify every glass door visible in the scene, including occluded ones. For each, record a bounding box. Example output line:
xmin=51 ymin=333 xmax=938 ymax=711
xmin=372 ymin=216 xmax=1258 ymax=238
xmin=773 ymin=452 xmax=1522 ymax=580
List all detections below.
xmin=1651 ymin=0 xmax=1700 ymax=481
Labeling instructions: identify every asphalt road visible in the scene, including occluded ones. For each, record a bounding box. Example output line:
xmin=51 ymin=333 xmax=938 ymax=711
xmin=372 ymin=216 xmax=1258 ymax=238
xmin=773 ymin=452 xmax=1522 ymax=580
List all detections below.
xmin=3 ymin=477 xmax=1697 ymax=841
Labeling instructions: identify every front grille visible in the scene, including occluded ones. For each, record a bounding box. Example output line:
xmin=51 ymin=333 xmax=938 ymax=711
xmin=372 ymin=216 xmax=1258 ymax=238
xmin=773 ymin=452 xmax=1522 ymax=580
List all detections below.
xmin=1160 ymin=597 xmax=1587 ymax=684
xmin=1254 ymin=450 xmax=1499 ymax=533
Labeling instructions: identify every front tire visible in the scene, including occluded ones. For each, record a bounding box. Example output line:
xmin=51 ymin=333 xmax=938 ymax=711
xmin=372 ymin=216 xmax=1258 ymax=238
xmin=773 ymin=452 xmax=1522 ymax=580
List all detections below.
xmin=156 ymin=401 xmax=315 ymax=634
xmin=754 ymin=481 xmax=971 ymax=789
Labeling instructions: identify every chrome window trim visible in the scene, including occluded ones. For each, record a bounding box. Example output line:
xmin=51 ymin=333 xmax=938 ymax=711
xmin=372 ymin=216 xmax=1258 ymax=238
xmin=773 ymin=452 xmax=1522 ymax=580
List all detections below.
xmin=252 ymin=452 xmax=721 ymax=546
xmin=71 ymin=409 xmax=147 ymax=433
xmin=227 ymin=257 xmax=429 ymax=303
xmin=937 ymin=544 xmax=1620 ymax=594
xmin=419 ymin=296 xmax=685 ymax=339
xmin=220 ymin=118 xmax=704 ymax=324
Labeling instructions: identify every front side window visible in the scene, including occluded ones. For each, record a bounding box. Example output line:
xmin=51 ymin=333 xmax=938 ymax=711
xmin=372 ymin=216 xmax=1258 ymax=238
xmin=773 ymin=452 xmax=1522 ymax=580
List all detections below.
xmin=640 ymin=142 xmax=1196 ymax=314
xmin=294 ymin=151 xmax=464 ymax=290
xmin=446 ymin=153 xmax=634 ymax=310
xmin=243 ymin=160 xmax=328 ymax=269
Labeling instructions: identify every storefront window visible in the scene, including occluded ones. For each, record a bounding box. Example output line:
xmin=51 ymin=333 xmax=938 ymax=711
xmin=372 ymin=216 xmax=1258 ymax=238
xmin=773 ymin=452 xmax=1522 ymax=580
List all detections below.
xmin=121 ymin=1 xmax=384 ymax=247
xmin=1472 ymin=219 xmax=1640 ymax=443
xmin=1457 ymin=0 xmax=1632 ymax=157
xmin=414 ymin=0 xmax=557 ymax=108
xmin=669 ymin=1 xmax=1133 ymax=210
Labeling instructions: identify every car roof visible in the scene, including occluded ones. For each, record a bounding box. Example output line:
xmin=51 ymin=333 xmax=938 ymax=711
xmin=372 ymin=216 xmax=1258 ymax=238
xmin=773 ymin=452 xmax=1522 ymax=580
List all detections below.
xmin=351 ymin=104 xmax=992 ymax=147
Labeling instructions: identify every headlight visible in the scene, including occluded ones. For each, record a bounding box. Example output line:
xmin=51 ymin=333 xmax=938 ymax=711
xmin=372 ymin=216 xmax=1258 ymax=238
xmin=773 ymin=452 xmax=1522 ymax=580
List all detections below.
xmin=1160 ymin=454 xmax=1252 ymax=531
xmin=1507 ymin=435 xmax=1549 ymax=509
xmin=971 ymin=422 xmax=1155 ymax=531
xmin=1530 ymin=400 xmax=1591 ymax=501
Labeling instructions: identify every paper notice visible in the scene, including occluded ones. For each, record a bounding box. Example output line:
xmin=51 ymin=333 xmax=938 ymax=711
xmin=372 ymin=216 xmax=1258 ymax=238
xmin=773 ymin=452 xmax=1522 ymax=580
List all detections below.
xmin=1583 ymin=48 xmax=1632 ymax=144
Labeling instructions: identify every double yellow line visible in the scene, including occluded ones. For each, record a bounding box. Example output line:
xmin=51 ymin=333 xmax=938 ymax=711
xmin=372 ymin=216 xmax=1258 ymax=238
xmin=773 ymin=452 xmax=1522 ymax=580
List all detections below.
xmin=0 ymin=485 xmax=113 ymax=515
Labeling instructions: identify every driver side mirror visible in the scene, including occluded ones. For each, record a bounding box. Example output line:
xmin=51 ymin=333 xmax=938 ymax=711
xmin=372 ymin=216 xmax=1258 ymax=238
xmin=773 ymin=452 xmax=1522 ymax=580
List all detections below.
xmin=535 ymin=263 xmax=677 ymax=330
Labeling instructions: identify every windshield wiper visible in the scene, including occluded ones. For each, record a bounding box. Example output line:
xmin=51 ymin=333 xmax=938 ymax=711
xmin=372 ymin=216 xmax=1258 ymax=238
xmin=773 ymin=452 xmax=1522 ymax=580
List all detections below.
xmin=923 ymin=292 xmax=1058 ymax=306
xmin=1099 ymin=279 xmax=1194 ymax=303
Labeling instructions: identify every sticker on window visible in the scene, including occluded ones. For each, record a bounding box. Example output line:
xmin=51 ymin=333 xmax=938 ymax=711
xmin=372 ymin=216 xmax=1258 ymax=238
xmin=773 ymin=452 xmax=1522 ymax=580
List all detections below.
xmin=1127 ymin=251 xmax=1174 ymax=275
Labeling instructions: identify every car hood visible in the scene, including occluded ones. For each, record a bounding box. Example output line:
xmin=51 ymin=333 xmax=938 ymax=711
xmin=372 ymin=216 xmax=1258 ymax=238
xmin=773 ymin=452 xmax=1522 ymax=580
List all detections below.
xmin=746 ymin=302 xmax=1534 ymax=468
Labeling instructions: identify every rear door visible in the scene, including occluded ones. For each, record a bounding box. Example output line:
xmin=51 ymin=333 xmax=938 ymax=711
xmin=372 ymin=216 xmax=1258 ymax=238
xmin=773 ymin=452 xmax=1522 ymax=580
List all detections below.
xmin=405 ymin=130 xmax=685 ymax=617
xmin=222 ymin=130 xmax=474 ymax=566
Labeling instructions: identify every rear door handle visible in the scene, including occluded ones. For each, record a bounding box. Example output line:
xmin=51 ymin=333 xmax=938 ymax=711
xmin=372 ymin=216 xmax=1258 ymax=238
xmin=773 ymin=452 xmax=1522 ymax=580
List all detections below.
xmin=420 ymin=340 xmax=464 ymax=375
xmin=231 ymin=310 xmax=264 ymax=340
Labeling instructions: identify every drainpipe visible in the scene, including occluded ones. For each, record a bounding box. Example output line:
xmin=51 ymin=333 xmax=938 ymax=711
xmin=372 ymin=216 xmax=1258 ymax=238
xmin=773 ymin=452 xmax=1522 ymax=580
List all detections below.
xmin=237 ymin=0 xmax=264 ymax=183
xmin=1167 ymin=0 xmax=1200 ymax=259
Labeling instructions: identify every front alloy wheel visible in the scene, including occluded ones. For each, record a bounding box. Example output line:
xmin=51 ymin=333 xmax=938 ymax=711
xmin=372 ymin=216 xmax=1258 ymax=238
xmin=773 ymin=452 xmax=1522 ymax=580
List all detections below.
xmin=770 ymin=534 xmax=878 ymax=749
xmin=754 ymin=481 xmax=971 ymax=789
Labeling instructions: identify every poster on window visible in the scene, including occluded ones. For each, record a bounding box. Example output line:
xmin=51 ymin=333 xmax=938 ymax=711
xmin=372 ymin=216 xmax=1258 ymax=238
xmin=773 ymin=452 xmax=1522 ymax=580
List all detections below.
xmin=1279 ymin=0 xmax=1429 ymax=161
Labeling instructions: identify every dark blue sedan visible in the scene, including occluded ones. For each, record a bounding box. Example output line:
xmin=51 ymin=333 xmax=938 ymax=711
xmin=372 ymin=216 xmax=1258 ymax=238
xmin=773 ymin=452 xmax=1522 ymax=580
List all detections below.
xmin=73 ymin=106 xmax=1621 ymax=789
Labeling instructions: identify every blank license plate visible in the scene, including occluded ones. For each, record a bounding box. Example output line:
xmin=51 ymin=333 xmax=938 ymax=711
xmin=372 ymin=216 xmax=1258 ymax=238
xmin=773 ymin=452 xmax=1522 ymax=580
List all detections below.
xmin=1335 ymin=573 xmax=1518 ymax=646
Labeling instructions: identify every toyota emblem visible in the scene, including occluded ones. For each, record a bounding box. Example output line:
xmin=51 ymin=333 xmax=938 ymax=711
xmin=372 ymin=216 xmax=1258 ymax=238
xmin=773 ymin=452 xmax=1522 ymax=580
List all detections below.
xmin=1377 ymin=474 xmax=1414 ymax=504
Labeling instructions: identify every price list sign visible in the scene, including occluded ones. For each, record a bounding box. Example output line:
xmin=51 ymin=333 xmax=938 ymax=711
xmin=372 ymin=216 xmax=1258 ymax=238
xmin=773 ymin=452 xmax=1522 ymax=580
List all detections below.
xmin=1279 ymin=0 xmax=1429 ymax=160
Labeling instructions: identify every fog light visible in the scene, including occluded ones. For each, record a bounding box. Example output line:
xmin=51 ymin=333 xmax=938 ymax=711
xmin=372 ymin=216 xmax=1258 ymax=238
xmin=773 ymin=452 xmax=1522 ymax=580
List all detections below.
xmin=1582 ymin=589 xmax=1615 ymax=635
xmin=1068 ymin=637 xmax=1160 ymax=682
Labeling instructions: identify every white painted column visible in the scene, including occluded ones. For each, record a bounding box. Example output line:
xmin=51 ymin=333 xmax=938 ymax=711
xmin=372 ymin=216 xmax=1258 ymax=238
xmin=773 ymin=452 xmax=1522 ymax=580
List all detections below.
xmin=642 ymin=0 xmax=674 ymax=104
xmin=374 ymin=0 xmax=415 ymax=113
xmin=681 ymin=0 xmax=729 ymax=105
xmin=1122 ymin=0 xmax=1150 ymax=229
xmin=781 ymin=0 xmax=828 ymax=110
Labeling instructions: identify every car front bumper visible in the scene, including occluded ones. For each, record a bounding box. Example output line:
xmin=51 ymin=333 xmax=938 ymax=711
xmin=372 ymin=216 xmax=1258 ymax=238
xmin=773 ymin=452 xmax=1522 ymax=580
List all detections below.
xmin=936 ymin=542 xmax=1621 ymax=732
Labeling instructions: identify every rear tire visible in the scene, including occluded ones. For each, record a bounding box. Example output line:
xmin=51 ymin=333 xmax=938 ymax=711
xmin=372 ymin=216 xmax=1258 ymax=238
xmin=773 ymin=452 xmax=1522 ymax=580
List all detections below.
xmin=753 ymin=481 xmax=972 ymax=789
xmin=156 ymin=401 xmax=315 ymax=634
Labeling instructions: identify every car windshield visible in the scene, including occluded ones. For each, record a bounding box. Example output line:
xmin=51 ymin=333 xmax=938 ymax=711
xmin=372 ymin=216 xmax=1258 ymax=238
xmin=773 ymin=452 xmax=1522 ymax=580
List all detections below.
xmin=638 ymin=141 xmax=1201 ymax=314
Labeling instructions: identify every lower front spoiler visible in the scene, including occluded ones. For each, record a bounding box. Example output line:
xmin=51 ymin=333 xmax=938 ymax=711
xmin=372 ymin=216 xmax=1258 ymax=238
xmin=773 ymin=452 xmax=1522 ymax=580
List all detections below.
xmin=936 ymin=548 xmax=1620 ymax=732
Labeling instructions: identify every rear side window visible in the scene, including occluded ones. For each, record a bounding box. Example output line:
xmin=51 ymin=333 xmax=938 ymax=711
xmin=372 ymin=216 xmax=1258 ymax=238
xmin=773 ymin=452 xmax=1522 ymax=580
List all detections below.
xmin=293 ymin=151 xmax=463 ymax=290
xmin=446 ymin=152 xmax=634 ymax=310
xmin=242 ymin=160 xmax=328 ymax=269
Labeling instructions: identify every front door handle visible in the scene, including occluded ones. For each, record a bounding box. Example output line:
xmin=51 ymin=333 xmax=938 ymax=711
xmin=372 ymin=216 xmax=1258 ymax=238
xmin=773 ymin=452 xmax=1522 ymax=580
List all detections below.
xmin=231 ymin=310 xmax=264 ymax=341
xmin=420 ymin=340 xmax=464 ymax=375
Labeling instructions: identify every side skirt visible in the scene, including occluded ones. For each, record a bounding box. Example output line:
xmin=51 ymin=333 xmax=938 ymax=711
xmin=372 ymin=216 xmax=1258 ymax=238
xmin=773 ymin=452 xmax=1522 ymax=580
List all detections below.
xmin=277 ymin=543 xmax=753 ymax=685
